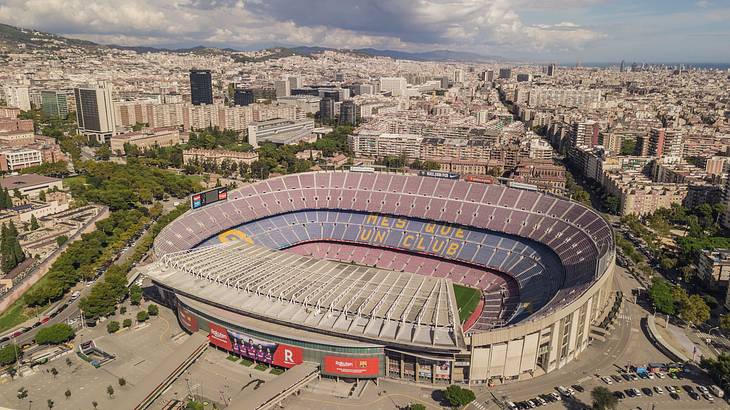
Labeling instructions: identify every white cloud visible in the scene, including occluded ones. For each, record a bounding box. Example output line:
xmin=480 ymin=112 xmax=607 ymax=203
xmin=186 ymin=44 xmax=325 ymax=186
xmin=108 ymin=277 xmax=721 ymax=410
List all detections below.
xmin=0 ymin=0 xmax=604 ymax=54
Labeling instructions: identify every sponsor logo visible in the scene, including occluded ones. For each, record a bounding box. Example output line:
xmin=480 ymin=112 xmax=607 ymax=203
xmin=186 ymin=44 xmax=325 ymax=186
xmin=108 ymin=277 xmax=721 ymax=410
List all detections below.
xmin=323 ymin=356 xmax=379 ymax=376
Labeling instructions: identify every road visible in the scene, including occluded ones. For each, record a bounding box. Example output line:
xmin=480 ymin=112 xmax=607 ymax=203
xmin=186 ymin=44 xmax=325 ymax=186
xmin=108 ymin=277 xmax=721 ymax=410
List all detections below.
xmin=468 ymin=264 xmax=702 ymax=408
xmin=0 ymin=221 xmax=152 ymax=347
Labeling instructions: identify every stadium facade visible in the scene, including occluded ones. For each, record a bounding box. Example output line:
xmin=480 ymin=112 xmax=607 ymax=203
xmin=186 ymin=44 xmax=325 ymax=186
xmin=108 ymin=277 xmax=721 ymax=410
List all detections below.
xmin=147 ymin=171 xmax=615 ymax=384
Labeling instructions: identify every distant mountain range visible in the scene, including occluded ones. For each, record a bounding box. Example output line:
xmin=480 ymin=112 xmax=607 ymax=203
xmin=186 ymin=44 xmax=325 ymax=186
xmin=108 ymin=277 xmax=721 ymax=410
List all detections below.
xmin=0 ymin=22 xmax=503 ymax=62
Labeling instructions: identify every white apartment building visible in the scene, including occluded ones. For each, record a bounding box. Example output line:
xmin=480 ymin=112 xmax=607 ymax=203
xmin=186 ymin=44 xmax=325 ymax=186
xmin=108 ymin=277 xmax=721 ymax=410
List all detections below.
xmin=0 ymin=148 xmax=42 ymax=171
xmin=379 ymin=77 xmax=407 ymax=97
xmin=2 ymin=85 xmax=31 ymax=111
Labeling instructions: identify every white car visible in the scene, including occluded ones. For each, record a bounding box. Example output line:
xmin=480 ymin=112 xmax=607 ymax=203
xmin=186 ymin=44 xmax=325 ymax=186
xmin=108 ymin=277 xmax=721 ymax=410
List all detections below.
xmin=632 ymin=388 xmax=642 ymax=396
xmin=550 ymin=392 xmax=561 ymax=401
xmin=703 ymin=392 xmax=714 ymax=401
xmin=698 ymin=386 xmax=709 ymax=394
xmin=654 ymin=386 xmax=664 ymax=394
xmin=647 ymin=373 xmax=655 ymax=379
xmin=601 ymin=376 xmax=613 ymax=385
xmin=666 ymin=386 xmax=677 ymax=393
xmin=536 ymin=397 xmax=547 ymax=406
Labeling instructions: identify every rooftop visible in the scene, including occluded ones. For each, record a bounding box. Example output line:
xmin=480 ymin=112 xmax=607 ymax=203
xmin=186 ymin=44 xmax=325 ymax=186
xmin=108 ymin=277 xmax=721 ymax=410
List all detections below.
xmin=0 ymin=174 xmax=61 ymax=190
xmin=145 ymin=241 xmax=464 ymax=350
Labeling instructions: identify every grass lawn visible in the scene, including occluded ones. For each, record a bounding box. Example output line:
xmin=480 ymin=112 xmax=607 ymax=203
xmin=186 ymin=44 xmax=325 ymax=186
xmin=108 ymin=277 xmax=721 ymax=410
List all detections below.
xmin=0 ymin=302 xmax=28 ymax=334
xmin=453 ymin=284 xmax=482 ymax=323
xmin=270 ymin=368 xmax=284 ymax=375
xmin=254 ymin=364 xmax=268 ymax=371
xmin=62 ymin=175 xmax=86 ymax=187
xmin=226 ymin=355 xmax=239 ymax=362
xmin=240 ymin=358 xmax=254 ymax=366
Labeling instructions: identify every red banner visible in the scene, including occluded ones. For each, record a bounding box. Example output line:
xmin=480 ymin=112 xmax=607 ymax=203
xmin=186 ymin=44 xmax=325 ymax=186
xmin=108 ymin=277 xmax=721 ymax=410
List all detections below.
xmin=272 ymin=344 xmax=303 ymax=368
xmin=323 ymin=356 xmax=379 ymax=376
xmin=208 ymin=322 xmax=232 ymax=350
xmin=178 ymin=306 xmax=198 ymax=332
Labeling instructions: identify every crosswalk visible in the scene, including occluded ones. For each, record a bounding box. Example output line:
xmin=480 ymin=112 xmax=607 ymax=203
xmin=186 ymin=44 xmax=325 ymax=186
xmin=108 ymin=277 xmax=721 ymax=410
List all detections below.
xmin=470 ymin=399 xmax=489 ymax=410
xmin=616 ymin=312 xmax=631 ymax=322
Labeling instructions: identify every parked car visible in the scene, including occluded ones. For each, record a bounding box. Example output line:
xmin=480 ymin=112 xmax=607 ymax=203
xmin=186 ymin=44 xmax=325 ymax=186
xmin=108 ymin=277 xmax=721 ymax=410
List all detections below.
xmin=536 ymin=397 xmax=547 ymax=406
xmin=613 ymin=391 xmax=625 ymax=399
xmin=571 ymin=384 xmax=585 ymax=393
xmin=654 ymin=386 xmax=664 ymax=394
xmin=670 ymin=392 xmax=680 ymax=400
xmin=625 ymin=389 xmax=636 ymax=397
xmin=549 ymin=392 xmax=561 ymax=401
xmin=688 ymin=391 xmax=701 ymax=400
xmin=641 ymin=387 xmax=654 ymax=397
xmin=610 ymin=375 xmax=622 ymax=383
xmin=601 ymin=376 xmax=613 ymax=385
xmin=703 ymin=392 xmax=714 ymax=402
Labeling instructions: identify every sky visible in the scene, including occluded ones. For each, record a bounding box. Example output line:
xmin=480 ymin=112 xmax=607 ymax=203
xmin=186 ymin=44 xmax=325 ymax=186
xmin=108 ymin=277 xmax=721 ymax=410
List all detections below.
xmin=0 ymin=0 xmax=729 ymax=63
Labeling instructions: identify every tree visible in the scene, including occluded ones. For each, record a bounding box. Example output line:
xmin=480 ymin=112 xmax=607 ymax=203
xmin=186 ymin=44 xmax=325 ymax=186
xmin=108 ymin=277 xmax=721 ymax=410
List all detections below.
xmin=65 ymin=357 xmax=72 ymax=367
xmin=107 ymin=321 xmax=120 ymax=334
xmin=0 ymin=343 xmax=22 ymax=365
xmin=92 ymin=401 xmax=98 ymax=409
xmin=50 ymin=368 xmax=58 ymax=378
xmin=137 ymin=310 xmax=149 ymax=322
xmin=30 ymin=214 xmax=40 ymax=231
xmin=47 ymin=399 xmax=54 ymax=409
xmin=39 ymin=190 xmax=46 ymax=202
xmin=107 ymin=385 xmax=115 ymax=398
xmin=129 ymin=284 xmax=143 ymax=305
xmin=591 ymin=386 xmax=618 ymax=409
xmin=64 ymin=389 xmax=71 ymax=400
xmin=649 ymin=278 xmax=675 ymax=315
xmin=55 ymin=235 xmax=68 ymax=247
xmin=720 ymin=314 xmax=730 ymax=331
xmin=147 ymin=304 xmax=159 ymax=316
xmin=407 ymin=404 xmax=426 ymax=410
xmin=35 ymin=324 xmax=75 ymax=345
xmin=16 ymin=387 xmax=28 ymax=400
xmin=118 ymin=377 xmax=126 ymax=387
xmin=123 ymin=318 xmax=132 ymax=328
xmin=680 ymin=294 xmax=710 ymax=325
xmin=96 ymin=144 xmax=111 ymax=160
xmin=443 ymin=385 xmax=476 ymax=408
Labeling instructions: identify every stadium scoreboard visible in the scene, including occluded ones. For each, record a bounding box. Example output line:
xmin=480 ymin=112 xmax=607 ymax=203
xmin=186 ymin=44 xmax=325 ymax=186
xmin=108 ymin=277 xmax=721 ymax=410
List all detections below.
xmin=191 ymin=187 xmax=228 ymax=210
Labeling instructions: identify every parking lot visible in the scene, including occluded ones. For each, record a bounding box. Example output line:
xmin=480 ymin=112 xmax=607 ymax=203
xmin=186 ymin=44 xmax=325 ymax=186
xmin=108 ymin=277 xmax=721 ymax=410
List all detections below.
xmin=502 ymin=366 xmax=727 ymax=409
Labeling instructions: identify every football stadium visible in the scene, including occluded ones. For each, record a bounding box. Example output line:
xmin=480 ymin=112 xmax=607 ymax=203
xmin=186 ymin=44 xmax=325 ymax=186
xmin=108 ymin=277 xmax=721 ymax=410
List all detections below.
xmin=146 ymin=170 xmax=615 ymax=384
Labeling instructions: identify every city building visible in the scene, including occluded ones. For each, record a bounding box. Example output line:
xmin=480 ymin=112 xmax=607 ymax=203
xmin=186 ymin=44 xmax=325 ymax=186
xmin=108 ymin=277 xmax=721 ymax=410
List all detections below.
xmin=274 ymin=79 xmax=291 ymax=98
xmin=189 ymin=69 xmax=213 ymax=105
xmin=339 ymin=101 xmax=359 ymax=126
xmin=288 ymin=76 xmax=303 ymax=90
xmin=648 ymin=128 xmax=683 ymax=159
xmin=379 ymin=77 xmax=407 ymax=97
xmin=246 ymin=118 xmax=315 ymax=147
xmin=40 ymin=90 xmax=69 ymax=119
xmin=319 ymin=97 xmax=335 ymax=122
xmin=110 ymin=127 xmax=181 ymax=154
xmin=498 ymin=68 xmax=512 ymax=79
xmin=0 ymin=148 xmax=43 ymax=171
xmin=1 ymin=85 xmax=31 ymax=111
xmin=233 ymin=89 xmax=255 ymax=107
xmin=699 ymin=249 xmax=730 ymax=290
xmin=74 ymin=81 xmax=118 ymax=144
xmin=182 ymin=148 xmax=258 ymax=168
xmin=0 ymin=174 xmax=63 ymax=198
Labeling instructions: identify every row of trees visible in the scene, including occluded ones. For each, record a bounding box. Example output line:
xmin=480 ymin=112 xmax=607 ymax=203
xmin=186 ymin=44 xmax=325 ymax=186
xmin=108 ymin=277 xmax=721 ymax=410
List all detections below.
xmin=23 ymin=210 xmax=147 ymax=307
xmin=80 ymin=203 xmax=188 ymax=321
xmin=649 ymin=277 xmax=711 ymax=325
xmin=1 ymin=222 xmax=26 ymax=273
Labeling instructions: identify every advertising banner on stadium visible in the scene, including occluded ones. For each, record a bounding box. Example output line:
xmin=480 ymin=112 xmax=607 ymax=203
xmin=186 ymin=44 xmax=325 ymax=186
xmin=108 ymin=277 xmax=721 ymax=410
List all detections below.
xmin=207 ymin=322 xmax=303 ymax=368
xmin=323 ymin=356 xmax=380 ymax=377
xmin=177 ymin=306 xmax=198 ymax=332
xmin=434 ymin=361 xmax=451 ymax=379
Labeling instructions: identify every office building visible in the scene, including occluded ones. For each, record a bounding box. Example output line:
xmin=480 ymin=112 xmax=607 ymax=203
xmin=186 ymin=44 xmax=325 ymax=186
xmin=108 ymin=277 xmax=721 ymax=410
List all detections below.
xmin=274 ymin=80 xmax=291 ymax=98
xmin=498 ymin=68 xmax=512 ymax=79
xmin=74 ymin=81 xmax=118 ymax=144
xmin=40 ymin=90 xmax=68 ymax=119
xmin=288 ymin=76 xmax=303 ymax=90
xmin=189 ymin=69 xmax=213 ymax=105
xmin=319 ymin=98 xmax=335 ymax=123
xmin=453 ymin=69 xmax=464 ymax=83
xmin=339 ymin=101 xmax=359 ymax=126
xmin=0 ymin=148 xmax=43 ymax=171
xmin=233 ymin=89 xmax=255 ymax=107
xmin=547 ymin=64 xmax=556 ymax=77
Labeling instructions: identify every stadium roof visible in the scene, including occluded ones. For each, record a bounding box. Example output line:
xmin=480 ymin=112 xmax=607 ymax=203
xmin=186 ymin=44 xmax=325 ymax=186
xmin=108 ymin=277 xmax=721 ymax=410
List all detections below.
xmin=145 ymin=241 xmax=465 ymax=350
